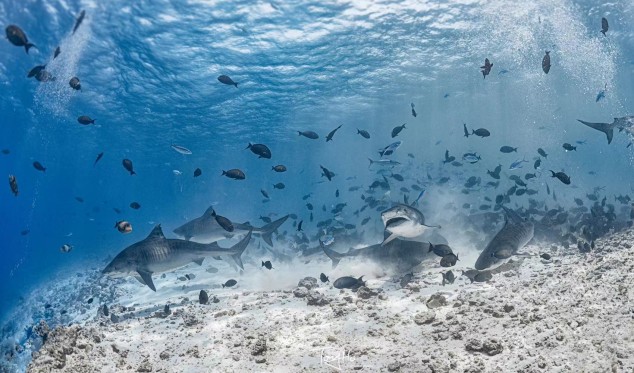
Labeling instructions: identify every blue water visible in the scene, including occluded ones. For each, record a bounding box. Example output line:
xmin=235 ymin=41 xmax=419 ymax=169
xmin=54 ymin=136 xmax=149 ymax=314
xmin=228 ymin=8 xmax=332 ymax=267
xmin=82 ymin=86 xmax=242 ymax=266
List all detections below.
xmin=1 ymin=0 xmax=634 ymax=370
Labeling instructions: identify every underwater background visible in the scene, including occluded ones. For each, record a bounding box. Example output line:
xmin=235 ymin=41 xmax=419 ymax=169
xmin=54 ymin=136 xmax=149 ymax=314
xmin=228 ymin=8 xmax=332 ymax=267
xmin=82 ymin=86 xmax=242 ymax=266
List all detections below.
xmin=1 ymin=0 xmax=634 ymax=371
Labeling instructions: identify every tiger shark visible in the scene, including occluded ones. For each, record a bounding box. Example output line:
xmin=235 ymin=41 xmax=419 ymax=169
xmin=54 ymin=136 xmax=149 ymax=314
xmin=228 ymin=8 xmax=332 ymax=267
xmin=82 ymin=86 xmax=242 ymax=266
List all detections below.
xmin=577 ymin=116 xmax=634 ymax=144
xmin=103 ymin=224 xmax=252 ymax=291
xmin=380 ymin=204 xmax=440 ymax=246
xmin=173 ymin=206 xmax=288 ymax=246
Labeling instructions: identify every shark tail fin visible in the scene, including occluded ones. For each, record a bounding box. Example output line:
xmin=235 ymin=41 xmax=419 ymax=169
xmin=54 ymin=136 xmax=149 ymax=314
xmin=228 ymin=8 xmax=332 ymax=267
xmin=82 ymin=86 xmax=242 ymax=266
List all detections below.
xmin=320 ymin=240 xmax=343 ymax=269
xmin=229 ymin=230 xmax=252 ymax=270
xmin=259 ymin=215 xmax=289 ymax=246
xmin=577 ymin=119 xmax=614 ymax=144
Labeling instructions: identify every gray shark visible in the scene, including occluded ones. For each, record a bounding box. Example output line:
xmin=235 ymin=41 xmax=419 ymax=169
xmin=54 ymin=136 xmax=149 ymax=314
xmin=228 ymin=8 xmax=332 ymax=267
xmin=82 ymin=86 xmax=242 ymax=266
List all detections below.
xmin=474 ymin=207 xmax=534 ymax=270
xmin=173 ymin=206 xmax=288 ymax=246
xmin=103 ymin=224 xmax=252 ymax=291
xmin=577 ymin=116 xmax=634 ymax=144
xmin=381 ymin=204 xmax=439 ymax=246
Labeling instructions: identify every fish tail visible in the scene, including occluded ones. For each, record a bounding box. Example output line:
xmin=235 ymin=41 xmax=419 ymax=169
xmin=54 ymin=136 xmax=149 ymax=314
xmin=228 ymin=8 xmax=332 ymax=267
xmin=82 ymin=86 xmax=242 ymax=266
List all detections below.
xmin=25 ymin=43 xmax=35 ymax=54
xmin=260 ymin=215 xmax=289 ymax=246
xmin=246 ymin=143 xmax=252 ymax=149
xmin=320 ymin=241 xmax=343 ymax=269
xmin=234 ymin=83 xmax=238 ymax=88
xmin=130 ymin=170 xmax=136 ymax=175
xmin=222 ymin=284 xmax=225 ymax=288
xmin=428 ymin=242 xmax=433 ymax=253
xmin=577 ymin=119 xmax=614 ymax=144
xmin=227 ymin=230 xmax=251 ymax=270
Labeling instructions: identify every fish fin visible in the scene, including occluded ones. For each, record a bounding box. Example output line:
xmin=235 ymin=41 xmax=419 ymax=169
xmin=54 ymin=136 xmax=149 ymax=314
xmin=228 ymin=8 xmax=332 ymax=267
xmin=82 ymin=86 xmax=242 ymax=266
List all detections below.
xmin=320 ymin=241 xmax=343 ymax=269
xmin=25 ymin=43 xmax=35 ymax=54
xmin=577 ymin=119 xmax=614 ymax=144
xmin=260 ymin=215 xmax=289 ymax=246
xmin=203 ymin=206 xmax=216 ymax=217
xmin=137 ymin=270 xmax=156 ymax=292
xmin=229 ymin=230 xmax=252 ymax=270
xmin=234 ymin=83 xmax=238 ymax=88
xmin=133 ymin=275 xmax=145 ymax=285
xmin=381 ymin=233 xmax=398 ymax=246
xmin=146 ymin=224 xmax=165 ymax=240
xmin=193 ymin=258 xmax=204 ymax=266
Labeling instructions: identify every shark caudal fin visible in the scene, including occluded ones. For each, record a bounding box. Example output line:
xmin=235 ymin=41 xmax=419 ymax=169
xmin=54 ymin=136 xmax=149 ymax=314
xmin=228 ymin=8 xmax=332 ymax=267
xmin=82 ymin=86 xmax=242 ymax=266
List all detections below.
xmin=260 ymin=215 xmax=289 ymax=246
xmin=577 ymin=119 xmax=614 ymax=144
xmin=228 ymin=230 xmax=252 ymax=270
xmin=320 ymin=240 xmax=343 ymax=269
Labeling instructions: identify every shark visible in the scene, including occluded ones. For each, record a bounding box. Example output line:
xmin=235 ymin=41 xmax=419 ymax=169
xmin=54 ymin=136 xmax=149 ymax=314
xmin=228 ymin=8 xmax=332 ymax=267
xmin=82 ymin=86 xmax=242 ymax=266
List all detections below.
xmin=173 ymin=206 xmax=288 ymax=246
xmin=380 ymin=204 xmax=440 ymax=246
xmin=103 ymin=224 xmax=252 ymax=291
xmin=474 ymin=207 xmax=534 ymax=270
xmin=577 ymin=116 xmax=634 ymax=144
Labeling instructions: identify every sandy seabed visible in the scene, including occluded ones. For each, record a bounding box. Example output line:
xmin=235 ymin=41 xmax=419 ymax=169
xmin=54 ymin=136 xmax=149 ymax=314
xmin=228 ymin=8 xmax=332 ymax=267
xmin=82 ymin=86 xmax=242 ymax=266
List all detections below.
xmin=21 ymin=228 xmax=634 ymax=373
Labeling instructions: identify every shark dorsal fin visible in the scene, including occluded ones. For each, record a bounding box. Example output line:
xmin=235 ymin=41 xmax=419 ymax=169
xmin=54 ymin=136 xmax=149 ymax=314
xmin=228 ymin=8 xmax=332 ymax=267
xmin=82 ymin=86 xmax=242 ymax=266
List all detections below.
xmin=204 ymin=206 xmax=215 ymax=217
xmin=147 ymin=224 xmax=165 ymax=240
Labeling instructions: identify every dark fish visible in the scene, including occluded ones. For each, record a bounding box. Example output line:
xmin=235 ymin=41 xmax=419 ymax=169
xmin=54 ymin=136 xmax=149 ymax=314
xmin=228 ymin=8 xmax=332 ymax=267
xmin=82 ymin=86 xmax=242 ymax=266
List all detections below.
xmin=550 ymin=170 xmax=570 ymax=185
xmin=259 ymin=216 xmax=272 ymax=223
xmin=335 ymin=189 xmax=340 ymax=197
xmin=320 ymin=165 xmax=335 ymax=181
xmin=440 ymin=253 xmax=459 ymax=267
xmin=273 ymin=182 xmax=285 ymax=189
xmin=480 ymin=204 xmax=492 ymax=210
xmin=540 ymin=253 xmax=551 ymax=260
xmin=443 ymin=150 xmax=456 ymax=164
xmin=77 ymin=116 xmax=95 ymax=125
xmin=75 ymin=196 xmax=84 ymax=203
xmin=441 ymin=270 xmax=455 ymax=286
xmin=73 ymin=10 xmax=86 ymax=34
xmin=199 ymin=290 xmax=209 ymax=304
xmin=130 ymin=202 xmax=141 ymax=209
xmin=473 ymin=271 xmax=492 ymax=282
xmin=391 ymin=173 xmax=404 ymax=182
xmin=500 ymin=146 xmax=517 ymax=153
xmin=20 ymin=229 xmax=30 ymax=236
xmin=5 ymin=25 xmax=35 ymax=53
xmin=480 ymin=58 xmax=493 ymax=78
xmin=246 ymin=143 xmax=271 ymax=159
xmin=93 ymin=152 xmax=104 ymax=167
xmin=298 ymin=131 xmax=319 ymax=139
xmin=33 ymin=161 xmax=46 ymax=172
xmin=262 ymin=260 xmax=273 ymax=270
xmin=333 ymin=276 xmax=365 ymax=289
xmin=429 ymin=243 xmax=453 ymax=257
xmin=113 ymin=208 xmax=122 ymax=214
xmin=320 ymin=273 xmax=329 ymax=283
xmin=562 ymin=143 xmax=576 ymax=151
xmin=487 ymin=164 xmax=501 ymax=179
xmin=194 ymin=168 xmax=202 ymax=177
xmin=326 ymin=124 xmax=342 ymax=142
xmin=272 ymin=165 xmax=287 ymax=172
xmin=211 ymin=209 xmax=234 ymax=232
xmin=8 ymin=175 xmax=18 ymax=196
xmin=103 ymin=304 xmax=109 ymax=316
xmin=260 ymin=189 xmax=269 ymax=199
xmin=69 ymin=77 xmax=81 ymax=90
xmin=361 ymin=217 xmax=370 ymax=225
xmin=87 ymin=297 xmax=93 ymax=304
xmin=537 ymin=148 xmax=548 ymax=158
xmin=222 ymin=279 xmax=237 ymax=288
xmin=542 ymin=51 xmax=551 ymax=74
xmin=463 ymin=123 xmax=470 ymax=137
xmin=27 ymin=65 xmax=46 ymax=78
xmin=438 ymin=177 xmax=450 ymax=184
xmin=534 ymin=159 xmax=541 ymax=170
xmin=218 ymin=75 xmax=238 ymax=87
xmin=515 ymin=189 xmax=526 ymax=196
xmin=391 ymin=123 xmax=406 ymax=138
xmin=357 ymin=129 xmax=370 ymax=139
xmin=35 ymin=70 xmax=55 ymax=82
xmin=1 ymin=149 xmax=9 ymax=155
xmin=306 ymin=203 xmax=313 ymax=210
xmin=297 ymin=220 xmax=303 ymax=231
xmin=524 ymin=173 xmax=536 ymax=180
xmin=122 ymin=159 xmax=136 ymax=175
xmin=601 ymin=17 xmax=608 ymax=36
xmin=302 ymin=193 xmax=312 ymax=200
xmin=411 ymin=103 xmax=417 ymax=117
xmin=222 ymin=169 xmax=246 ymax=180
xmin=472 ymin=128 xmax=490 ymax=137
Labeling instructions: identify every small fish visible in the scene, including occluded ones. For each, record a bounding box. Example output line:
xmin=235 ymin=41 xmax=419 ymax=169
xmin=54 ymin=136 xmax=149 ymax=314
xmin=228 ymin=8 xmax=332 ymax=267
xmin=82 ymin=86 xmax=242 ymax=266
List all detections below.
xmin=462 ymin=153 xmax=481 ymax=164
xmin=8 ymin=175 xmax=18 ymax=196
xmin=333 ymin=276 xmax=365 ymax=290
xmin=259 ymin=216 xmax=272 ymax=223
xmin=122 ymin=159 xmax=136 ymax=175
xmin=222 ymin=279 xmax=237 ymax=288
xmin=472 ymin=128 xmax=490 ymax=137
xmin=411 ymin=103 xmax=417 ymax=117
xmin=222 ymin=169 xmax=246 ymax=180
xmin=272 ymin=165 xmax=287 ymax=172
xmin=102 ymin=304 xmax=109 ymax=316
xmin=379 ymin=141 xmax=402 ymax=157
xmin=596 ymin=85 xmax=606 ymax=102
xmin=534 ymin=159 xmax=541 ymax=170
xmin=326 ymin=124 xmax=343 ymax=142
xmin=542 ymin=51 xmax=551 ymax=74
xmin=601 ymin=17 xmax=609 ymax=36
xmin=194 ymin=168 xmax=202 ymax=177
xmin=115 ymin=221 xmax=132 ymax=234
xmin=211 ymin=209 xmax=234 ymax=232
xmin=298 ymin=130 xmax=319 ymax=139
xmin=27 ymin=65 xmax=46 ymax=78
xmin=413 ymin=189 xmax=426 ymax=205
xmin=260 ymin=189 xmax=269 ymax=199
xmin=540 ymin=253 xmax=552 ymax=260
xmin=171 ymin=144 xmax=192 ymax=155
xmin=75 ymin=196 xmax=84 ymax=203
xmin=509 ymin=159 xmax=528 ymax=170
xmin=391 ymin=123 xmax=406 ymax=138
xmin=53 ymin=46 xmax=61 ymax=59
xmin=87 ymin=297 xmax=93 ymax=304
xmin=273 ymin=182 xmax=285 ymax=189
xmin=20 ymin=229 xmax=30 ymax=236
xmin=218 ymin=75 xmax=238 ymax=87
xmin=172 ymin=170 xmax=182 ymax=176
xmin=550 ymin=170 xmax=570 ymax=185
xmin=480 ymin=58 xmax=493 ymax=78
xmin=463 ymin=123 xmax=470 ymax=137
xmin=500 ymin=146 xmax=517 ymax=153
xmin=357 ymin=129 xmax=370 ymax=139
xmin=524 ymin=173 xmax=536 ymax=180
xmin=1 ymin=149 xmax=9 ymax=155
xmin=77 ymin=116 xmax=95 ymax=125
xmin=320 ymin=165 xmax=335 ymax=181
xmin=73 ymin=10 xmax=86 ymax=34
xmin=335 ymin=189 xmax=340 ymax=197
xmin=69 ymin=77 xmax=81 ymax=91
xmin=440 ymin=253 xmax=459 ymax=267
xmin=5 ymin=25 xmax=35 ymax=53
xmin=429 ymin=243 xmax=453 ymax=257
xmin=320 ymin=273 xmax=329 ymax=283
xmin=199 ymin=290 xmax=209 ymax=304
xmin=562 ymin=143 xmax=576 ymax=151
xmin=246 ymin=143 xmax=271 ymax=159
xmin=130 ymin=202 xmax=141 ymax=209
xmin=297 ymin=220 xmax=303 ymax=232
xmin=441 ymin=270 xmax=455 ymax=286
xmin=33 ymin=161 xmax=46 ymax=172
xmin=262 ymin=260 xmax=273 ymax=270
xmin=60 ymin=244 xmax=73 ymax=253
xmin=538 ymin=148 xmax=548 ymax=158
xmin=361 ymin=217 xmax=370 ymax=225
xmin=94 ymin=152 xmax=104 ymax=167
xmin=498 ymin=69 xmax=509 ymax=75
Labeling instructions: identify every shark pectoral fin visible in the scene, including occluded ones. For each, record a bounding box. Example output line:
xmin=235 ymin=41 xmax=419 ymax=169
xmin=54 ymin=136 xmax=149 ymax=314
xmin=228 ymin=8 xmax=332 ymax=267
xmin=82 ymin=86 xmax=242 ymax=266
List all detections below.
xmin=133 ymin=275 xmax=145 ymax=285
xmin=381 ymin=233 xmax=398 ymax=246
xmin=137 ymin=270 xmax=156 ymax=292
xmin=321 ymin=243 xmax=343 ymax=269
xmin=193 ymin=258 xmax=205 ymax=266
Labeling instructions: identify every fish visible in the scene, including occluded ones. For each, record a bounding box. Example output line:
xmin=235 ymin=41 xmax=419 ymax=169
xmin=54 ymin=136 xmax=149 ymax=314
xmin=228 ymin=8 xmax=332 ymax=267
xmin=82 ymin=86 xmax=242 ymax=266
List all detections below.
xmin=272 ymin=165 xmax=287 ymax=172
xmin=54 ymin=46 xmax=60 ymax=59
xmin=319 ymin=273 xmax=330 ymax=283
xmin=601 ymin=17 xmax=609 ymax=36
xmin=199 ymin=290 xmax=209 ymax=304
xmin=27 ymin=65 xmax=46 ymax=78
xmin=577 ymin=116 xmax=634 ymax=144
xmin=562 ymin=143 xmax=576 ymax=151
xmin=440 ymin=253 xmax=459 ymax=267
xmin=246 ymin=143 xmax=271 ymax=159
xmin=500 ymin=146 xmax=517 ymax=153
xmin=472 ymin=128 xmax=490 ymax=137
xmin=441 ymin=270 xmax=455 ymax=285
xmin=462 ymin=153 xmax=481 ymax=164
xmin=368 ymin=158 xmax=400 ymax=167
xmin=534 ymin=159 xmax=541 ymax=170
xmin=391 ymin=123 xmax=406 ymax=138
xmin=412 ymin=189 xmax=426 ymax=206
xmin=122 ymin=159 xmax=136 ymax=175
xmin=172 ymin=169 xmax=182 ymax=176
xmin=60 ymin=244 xmax=73 ymax=253
xmin=217 ymin=75 xmax=238 ymax=87
xmin=297 ymin=220 xmax=303 ymax=232
xmin=361 ymin=217 xmax=371 ymax=225
xmin=20 ymin=229 xmax=30 ymax=236
xmin=171 ymin=144 xmax=192 ymax=155
xmin=115 ymin=221 xmax=133 ymax=234
xmin=8 ymin=175 xmax=18 ymax=196
xmin=596 ymin=85 xmax=606 ymax=102
xmin=542 ymin=51 xmax=551 ymax=74
xmin=411 ymin=103 xmax=417 ymax=117
xmin=357 ymin=129 xmax=370 ymax=139
xmin=463 ymin=123 xmax=470 ymax=138
xmin=428 ymin=243 xmax=453 ymax=257
xmin=320 ymin=165 xmax=335 ymax=181
xmin=130 ymin=202 xmax=141 ymax=209
xmin=69 ymin=77 xmax=81 ymax=91
xmin=262 ymin=260 xmax=273 ymax=270
xmin=94 ymin=152 xmax=104 ymax=167
xmin=487 ymin=164 xmax=501 ymax=179
xmin=77 ymin=116 xmax=95 ymax=125
xmin=222 ymin=169 xmax=245 ymax=180
xmin=75 ymin=196 xmax=84 ymax=203
xmin=474 ymin=207 xmax=534 ymax=270
xmin=326 ymin=124 xmax=343 ymax=142
xmin=550 ymin=170 xmax=570 ymax=185
xmin=260 ymin=189 xmax=269 ymax=199
xmin=273 ymin=182 xmax=285 ymax=189
xmin=5 ymin=25 xmax=35 ymax=53
xmin=1 ymin=149 xmax=9 ymax=155
xmin=379 ymin=141 xmax=402 ymax=157
xmin=73 ymin=10 xmax=86 ymax=34
xmin=32 ymin=161 xmax=46 ymax=172
xmin=194 ymin=168 xmax=202 ymax=177
xmin=509 ymin=159 xmax=528 ymax=170
xmin=222 ymin=279 xmax=237 ymax=288
xmin=298 ymin=131 xmax=319 ymax=139
xmin=524 ymin=173 xmax=536 ymax=180
xmin=480 ymin=58 xmax=493 ymax=78
xmin=103 ymin=225 xmax=251 ymax=291
xmin=209 ymin=209 xmax=234 ymax=232
xmin=333 ymin=276 xmax=365 ymax=290
xmin=443 ymin=150 xmax=456 ymax=164
xmin=381 ymin=204 xmax=439 ymax=246
xmin=537 ymin=148 xmax=548 ymax=158
xmin=173 ymin=206 xmax=288 ymax=246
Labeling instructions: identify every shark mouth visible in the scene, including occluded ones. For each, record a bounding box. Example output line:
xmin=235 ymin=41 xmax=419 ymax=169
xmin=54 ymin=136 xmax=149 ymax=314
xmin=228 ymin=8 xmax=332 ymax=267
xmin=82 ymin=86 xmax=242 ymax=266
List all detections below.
xmin=385 ymin=217 xmax=409 ymax=227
